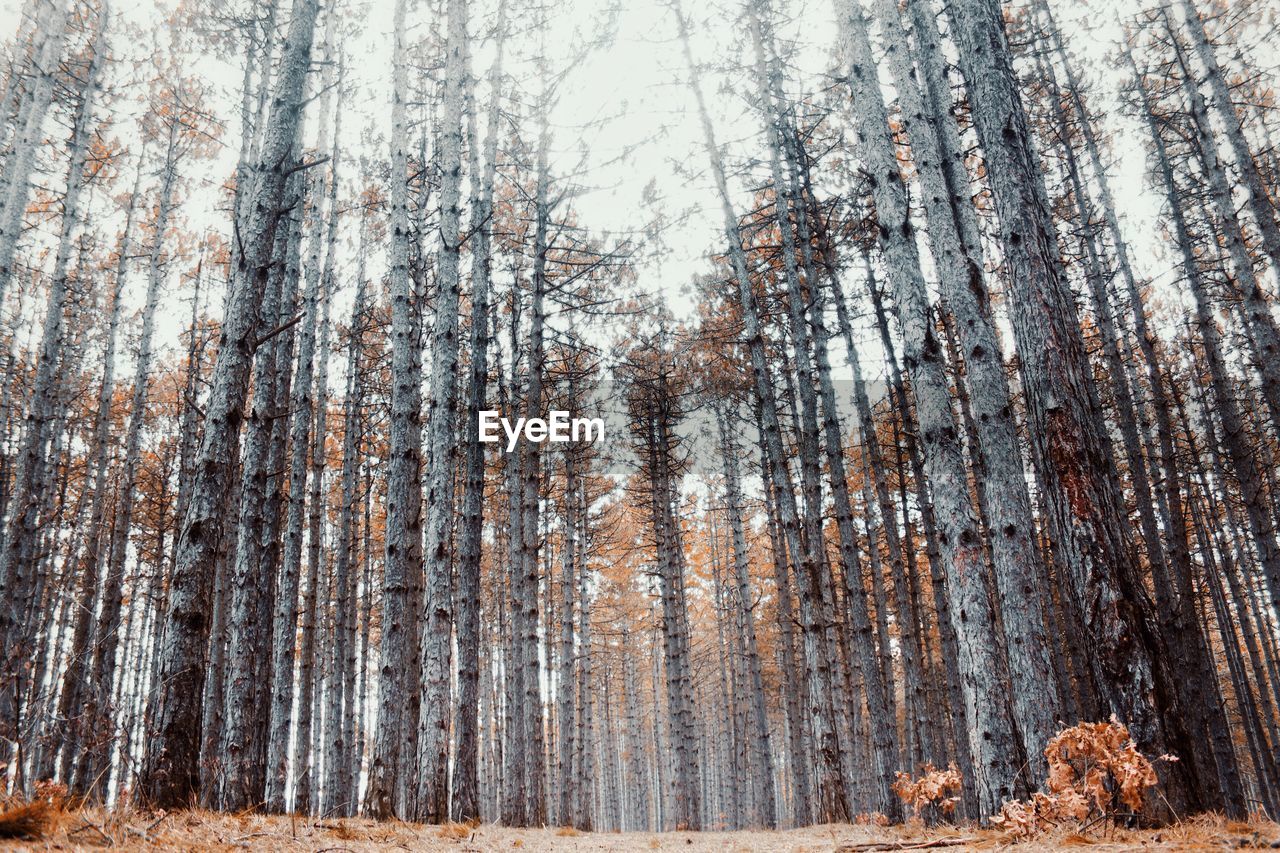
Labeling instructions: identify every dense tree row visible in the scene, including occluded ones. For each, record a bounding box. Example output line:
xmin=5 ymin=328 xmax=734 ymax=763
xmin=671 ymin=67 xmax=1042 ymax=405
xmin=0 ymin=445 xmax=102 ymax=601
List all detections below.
xmin=0 ymin=0 xmax=1278 ymax=831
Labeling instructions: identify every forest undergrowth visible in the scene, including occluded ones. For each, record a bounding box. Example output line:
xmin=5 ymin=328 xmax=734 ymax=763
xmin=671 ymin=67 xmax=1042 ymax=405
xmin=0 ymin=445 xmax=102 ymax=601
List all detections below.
xmin=1 ymin=806 xmax=1278 ymax=851
xmin=4 ymin=721 xmax=1278 ymax=850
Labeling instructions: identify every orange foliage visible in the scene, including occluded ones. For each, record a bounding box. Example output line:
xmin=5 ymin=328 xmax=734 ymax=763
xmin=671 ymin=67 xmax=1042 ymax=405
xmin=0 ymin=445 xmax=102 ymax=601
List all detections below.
xmin=891 ymin=763 xmax=963 ymax=823
xmin=992 ymin=718 xmax=1170 ymax=839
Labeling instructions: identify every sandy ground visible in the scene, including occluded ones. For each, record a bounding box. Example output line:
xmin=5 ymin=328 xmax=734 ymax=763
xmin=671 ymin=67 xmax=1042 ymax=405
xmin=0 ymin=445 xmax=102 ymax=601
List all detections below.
xmin=2 ymin=808 xmax=1278 ymax=851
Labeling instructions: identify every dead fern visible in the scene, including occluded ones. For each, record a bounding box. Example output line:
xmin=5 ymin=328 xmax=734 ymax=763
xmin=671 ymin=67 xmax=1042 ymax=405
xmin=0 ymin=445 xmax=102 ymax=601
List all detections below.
xmin=992 ymin=717 xmax=1172 ymax=839
xmin=892 ymin=763 xmax=963 ymax=825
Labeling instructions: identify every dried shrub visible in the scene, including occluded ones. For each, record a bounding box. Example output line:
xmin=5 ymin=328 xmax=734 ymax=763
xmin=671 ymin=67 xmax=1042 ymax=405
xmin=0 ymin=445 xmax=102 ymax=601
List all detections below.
xmin=32 ymin=780 xmax=70 ymax=811
xmin=891 ymin=763 xmax=963 ymax=824
xmin=992 ymin=717 xmax=1171 ymax=840
xmin=0 ymin=801 xmax=53 ymax=840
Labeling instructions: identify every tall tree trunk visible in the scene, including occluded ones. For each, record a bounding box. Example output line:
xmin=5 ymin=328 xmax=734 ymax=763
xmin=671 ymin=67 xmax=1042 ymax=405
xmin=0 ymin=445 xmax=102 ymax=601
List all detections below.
xmin=263 ymin=15 xmax=340 ymax=812
xmin=676 ymin=1 xmax=838 ymax=822
xmin=140 ymin=0 xmax=319 ymax=808
xmin=1165 ymin=18 xmax=1280 ymax=446
xmin=418 ymin=0 xmax=468 ymax=821
xmin=218 ymin=160 xmax=302 ymax=810
xmin=835 ymin=0 xmax=1023 ymax=814
xmin=945 ymin=0 xmax=1176 ymax=790
xmin=452 ymin=0 xmax=506 ymax=820
xmin=0 ymin=24 xmax=100 ymax=750
xmin=871 ymin=0 xmax=1061 ymax=781
xmin=367 ymin=0 xmax=424 ymax=819
xmin=716 ymin=408 xmax=778 ymax=827
xmin=60 ymin=146 xmax=139 ymax=797
xmin=1037 ymin=33 xmax=1243 ymax=813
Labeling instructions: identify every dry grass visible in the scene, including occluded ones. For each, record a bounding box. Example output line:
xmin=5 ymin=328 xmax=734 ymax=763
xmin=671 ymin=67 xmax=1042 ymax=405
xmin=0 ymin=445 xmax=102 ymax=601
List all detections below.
xmin=437 ymin=819 xmax=476 ymax=839
xmin=0 ymin=807 xmax=1273 ymax=851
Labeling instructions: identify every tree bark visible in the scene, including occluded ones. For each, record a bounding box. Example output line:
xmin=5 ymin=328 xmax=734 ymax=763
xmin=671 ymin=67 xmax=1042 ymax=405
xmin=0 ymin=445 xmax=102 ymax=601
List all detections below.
xmin=140 ymin=0 xmax=319 ymax=809
xmin=366 ymin=0 xmax=424 ymax=819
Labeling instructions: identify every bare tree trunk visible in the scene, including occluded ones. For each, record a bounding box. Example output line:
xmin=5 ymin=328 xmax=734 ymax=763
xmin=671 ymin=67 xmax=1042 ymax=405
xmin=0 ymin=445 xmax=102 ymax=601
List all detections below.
xmin=1138 ymin=38 xmax=1280 ymax=660
xmin=453 ymin=0 xmax=505 ymax=820
xmin=871 ymin=0 xmax=1061 ymax=781
xmin=1164 ymin=21 xmax=1280 ymax=447
xmin=0 ymin=22 xmax=99 ymax=749
xmin=501 ymin=344 xmax=528 ymax=825
xmin=295 ymin=120 xmax=344 ymax=818
xmin=140 ymin=0 xmax=319 ymax=809
xmin=1036 ymin=32 xmax=1243 ymax=813
xmin=573 ymin=475 xmax=595 ymax=830
xmin=60 ymin=147 xmax=140 ymax=797
xmin=264 ymin=16 xmax=340 ymax=812
xmin=556 ymin=465 xmax=576 ymax=826
xmin=676 ymin=1 xmax=839 ymax=822
xmin=716 ymin=409 xmax=778 ymax=827
xmin=326 ymin=237 xmax=366 ymax=820
xmin=810 ymin=273 xmax=901 ymax=816
xmin=219 ymin=158 xmax=304 ymax=809
xmin=367 ymin=0 xmax=424 ymax=820
xmin=945 ymin=0 xmax=1173 ymax=785
xmin=835 ymin=0 xmax=1023 ymax=814
xmin=756 ymin=404 xmax=812 ymax=826
xmin=517 ymin=75 xmax=552 ymax=827
xmin=417 ymin=0 xmax=468 ymax=821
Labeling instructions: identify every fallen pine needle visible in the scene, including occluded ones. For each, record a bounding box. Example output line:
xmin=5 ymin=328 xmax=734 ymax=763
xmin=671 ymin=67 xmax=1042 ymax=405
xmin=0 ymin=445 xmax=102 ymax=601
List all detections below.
xmin=837 ymin=837 xmax=979 ymax=852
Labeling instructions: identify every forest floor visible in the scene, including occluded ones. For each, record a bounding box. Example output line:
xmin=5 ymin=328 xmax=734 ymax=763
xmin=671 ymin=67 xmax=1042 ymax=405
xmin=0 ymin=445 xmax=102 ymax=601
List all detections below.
xmin=2 ymin=807 xmax=1279 ymax=852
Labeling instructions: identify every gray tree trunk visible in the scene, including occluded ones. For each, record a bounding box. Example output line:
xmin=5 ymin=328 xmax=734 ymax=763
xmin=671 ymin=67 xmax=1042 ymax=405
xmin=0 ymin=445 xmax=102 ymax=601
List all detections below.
xmin=219 ymin=157 xmax=303 ymax=809
xmin=263 ymin=11 xmax=339 ymax=809
xmin=60 ymin=133 xmax=138 ymax=798
xmin=140 ymin=0 xmax=319 ymax=808
xmin=715 ymin=409 xmax=778 ymax=827
xmin=453 ymin=0 xmax=505 ymax=819
xmin=945 ymin=0 xmax=1169 ymax=774
xmin=835 ymin=0 xmax=1023 ymax=814
xmin=0 ymin=28 xmax=100 ymax=745
xmin=418 ymin=0 xmax=468 ymax=821
xmin=1037 ymin=34 xmax=1242 ymax=813
xmin=366 ymin=0 xmax=424 ymax=819
xmin=870 ymin=0 xmax=1060 ymax=780
xmin=676 ymin=0 xmax=838 ymax=821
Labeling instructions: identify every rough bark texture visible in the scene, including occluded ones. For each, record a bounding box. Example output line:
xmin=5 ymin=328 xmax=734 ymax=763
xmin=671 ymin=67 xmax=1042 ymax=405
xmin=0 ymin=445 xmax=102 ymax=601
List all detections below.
xmin=872 ymin=0 xmax=1059 ymax=781
xmin=417 ymin=0 xmax=468 ymax=821
xmin=835 ymin=0 xmax=1023 ymax=813
xmin=945 ymin=0 xmax=1171 ymax=776
xmin=366 ymin=0 xmax=424 ymax=819
xmin=139 ymin=0 xmax=319 ymax=809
